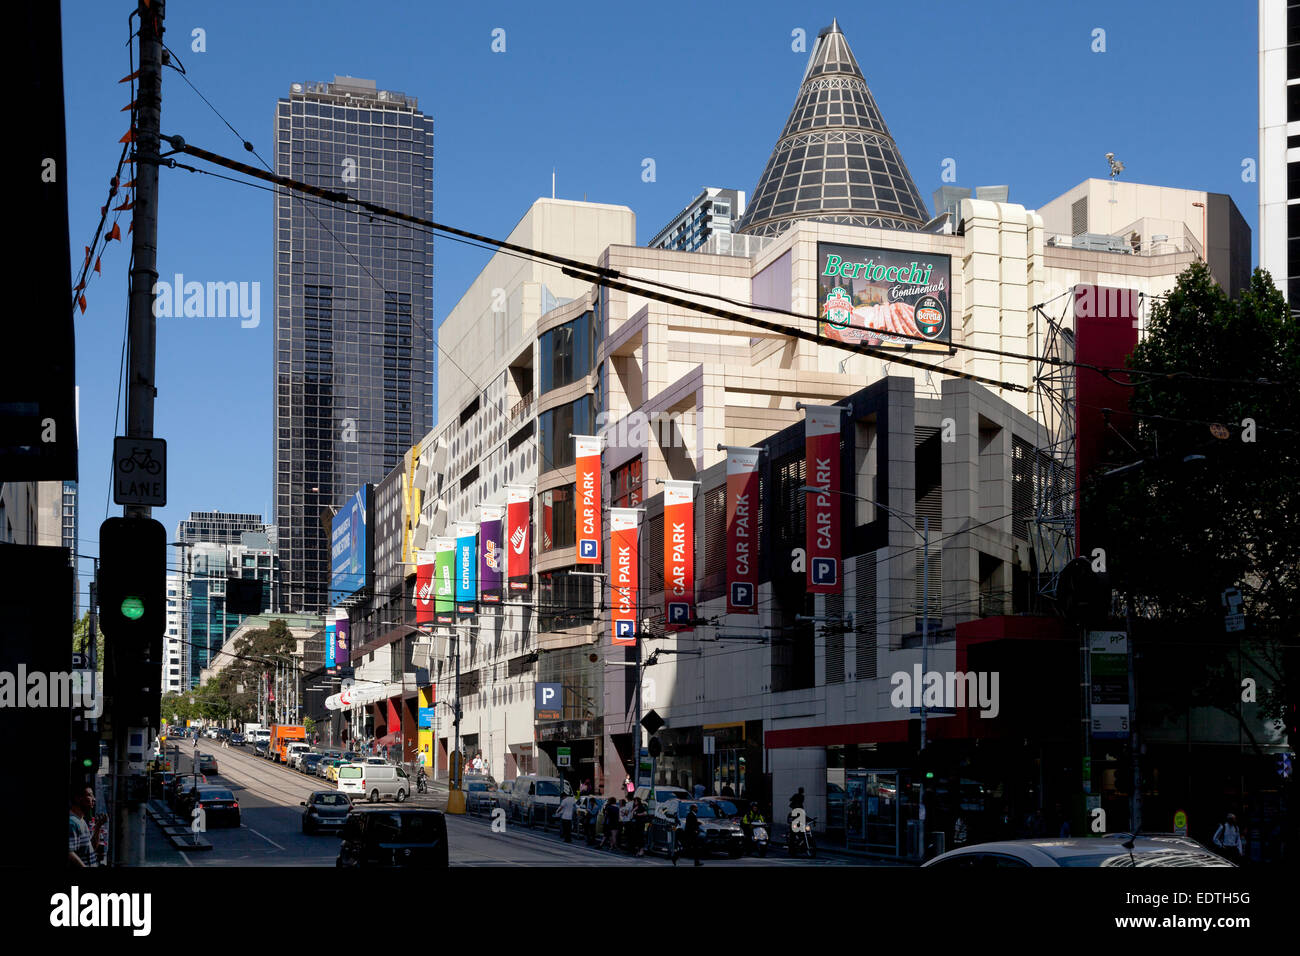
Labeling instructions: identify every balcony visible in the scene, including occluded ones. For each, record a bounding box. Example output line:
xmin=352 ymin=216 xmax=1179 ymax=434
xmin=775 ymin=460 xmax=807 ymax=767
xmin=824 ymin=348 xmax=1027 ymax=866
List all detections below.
xmin=508 ymin=392 xmax=534 ymax=425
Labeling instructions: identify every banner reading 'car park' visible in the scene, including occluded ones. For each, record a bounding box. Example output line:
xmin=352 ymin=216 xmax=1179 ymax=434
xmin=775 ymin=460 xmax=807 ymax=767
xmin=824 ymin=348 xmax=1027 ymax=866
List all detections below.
xmin=726 ymin=447 xmax=761 ymax=615
xmin=574 ymin=435 xmax=602 ymax=564
xmin=611 ymin=508 xmax=639 ymax=645
xmin=663 ymin=480 xmax=695 ymax=630
xmin=805 ymin=404 xmax=842 ymax=594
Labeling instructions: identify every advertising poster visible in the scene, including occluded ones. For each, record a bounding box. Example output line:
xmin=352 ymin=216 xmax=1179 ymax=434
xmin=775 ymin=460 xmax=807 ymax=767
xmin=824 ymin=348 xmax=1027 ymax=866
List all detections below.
xmin=455 ymin=522 xmax=477 ymax=619
xmin=414 ymin=549 xmax=436 ymax=626
xmin=506 ymin=485 xmax=531 ymax=591
xmin=726 ymin=447 xmax=761 ymax=614
xmin=574 ymin=435 xmax=602 ymax=564
xmin=611 ymin=508 xmax=639 ymax=645
xmin=329 ymin=484 xmax=372 ymax=602
xmin=663 ymin=480 xmax=696 ymax=630
xmin=434 ymin=537 xmax=455 ymax=625
xmin=817 ymin=242 xmax=951 ymax=349
xmin=325 ymin=620 xmax=336 ymax=669
xmin=805 ymin=404 xmax=843 ymax=593
xmin=479 ymin=504 xmax=504 ymax=603
xmin=335 ymin=616 xmax=350 ymax=667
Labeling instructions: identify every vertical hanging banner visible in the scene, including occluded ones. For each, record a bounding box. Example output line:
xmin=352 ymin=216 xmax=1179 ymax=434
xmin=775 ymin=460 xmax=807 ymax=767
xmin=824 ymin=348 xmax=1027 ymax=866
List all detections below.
xmin=434 ymin=537 xmax=455 ymax=624
xmin=611 ymin=508 xmax=639 ymax=645
xmin=574 ymin=435 xmax=603 ymax=564
xmin=663 ymin=481 xmax=696 ymax=630
xmin=805 ymin=404 xmax=843 ymax=593
xmin=506 ymin=485 xmax=531 ymax=591
xmin=336 ymin=615 xmax=350 ymax=666
xmin=414 ymin=549 xmax=436 ymax=626
xmin=455 ymin=522 xmax=478 ymax=619
xmin=478 ymin=504 xmax=504 ymax=604
xmin=325 ymin=620 xmax=337 ymax=669
xmin=726 ymin=447 xmax=761 ymax=614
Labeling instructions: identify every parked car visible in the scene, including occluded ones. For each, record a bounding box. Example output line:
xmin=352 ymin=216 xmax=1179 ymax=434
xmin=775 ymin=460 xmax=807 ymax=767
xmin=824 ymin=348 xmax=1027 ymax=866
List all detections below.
xmin=364 ymin=756 xmax=389 ymax=766
xmin=301 ymin=790 xmax=352 ymax=834
xmin=464 ymin=778 xmax=499 ymax=815
xmin=509 ymin=775 xmax=569 ymax=826
xmin=188 ymin=786 xmax=240 ymax=827
xmin=338 ymin=764 xmax=410 ymax=803
xmin=341 ymin=751 xmax=361 ymax=763
xmin=337 ymin=808 xmax=449 ymax=868
xmin=252 ymin=741 xmax=269 ymax=758
xmin=229 ymin=733 xmax=245 ymax=747
xmin=696 ymin=797 xmax=745 ymax=822
xmin=923 ymin=838 xmax=1236 ymax=868
xmin=150 ymin=771 xmax=175 ymax=800
xmin=197 ymin=753 xmax=218 ymax=775
xmin=634 ymin=785 xmax=691 ymax=810
xmin=646 ymin=799 xmax=745 ymax=858
xmin=287 ymin=743 xmax=313 ymax=770
xmin=322 ymin=759 xmax=348 ymax=781
xmin=300 ymin=753 xmax=325 ymax=776
xmin=167 ymin=773 xmax=207 ymax=810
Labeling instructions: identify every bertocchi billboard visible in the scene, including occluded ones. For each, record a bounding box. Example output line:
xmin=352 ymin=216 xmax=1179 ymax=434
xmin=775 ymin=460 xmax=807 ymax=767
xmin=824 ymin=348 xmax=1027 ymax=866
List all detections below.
xmin=817 ymin=242 xmax=952 ymax=350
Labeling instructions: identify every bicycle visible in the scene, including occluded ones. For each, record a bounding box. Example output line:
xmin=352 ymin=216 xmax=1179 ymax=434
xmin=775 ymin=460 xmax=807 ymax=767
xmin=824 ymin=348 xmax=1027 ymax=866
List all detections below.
xmin=117 ymin=447 xmax=162 ymax=475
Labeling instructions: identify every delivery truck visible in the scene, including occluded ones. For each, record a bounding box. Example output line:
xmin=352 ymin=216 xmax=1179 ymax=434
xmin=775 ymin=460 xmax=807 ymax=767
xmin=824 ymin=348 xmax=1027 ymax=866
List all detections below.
xmin=270 ymin=723 xmax=307 ymax=763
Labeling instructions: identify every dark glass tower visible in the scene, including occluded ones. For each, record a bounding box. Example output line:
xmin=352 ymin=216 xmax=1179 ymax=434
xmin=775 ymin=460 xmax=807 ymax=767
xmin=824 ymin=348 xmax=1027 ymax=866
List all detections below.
xmin=736 ymin=19 xmax=928 ymax=237
xmin=273 ymin=77 xmax=434 ymax=614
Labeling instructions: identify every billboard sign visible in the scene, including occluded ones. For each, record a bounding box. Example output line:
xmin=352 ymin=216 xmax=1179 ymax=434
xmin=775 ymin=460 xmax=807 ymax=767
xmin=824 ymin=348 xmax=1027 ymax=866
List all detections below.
xmin=325 ymin=620 xmax=336 ymax=669
xmin=335 ymin=616 xmax=350 ymax=667
xmin=535 ymin=682 xmax=563 ymax=720
xmin=414 ymin=549 xmax=436 ymax=626
xmin=663 ymin=481 xmax=695 ymax=630
xmin=479 ymin=504 xmax=504 ymax=603
xmin=611 ymin=508 xmax=639 ymax=645
xmin=506 ymin=485 xmax=531 ymax=591
xmin=726 ymin=447 xmax=761 ymax=614
xmin=434 ymin=537 xmax=455 ymax=625
xmin=575 ymin=435 xmax=602 ymax=564
xmin=329 ymin=485 xmax=372 ymax=602
xmin=805 ymin=405 xmax=842 ymax=593
xmin=817 ymin=242 xmax=951 ymax=349
xmin=455 ymin=522 xmax=477 ymax=618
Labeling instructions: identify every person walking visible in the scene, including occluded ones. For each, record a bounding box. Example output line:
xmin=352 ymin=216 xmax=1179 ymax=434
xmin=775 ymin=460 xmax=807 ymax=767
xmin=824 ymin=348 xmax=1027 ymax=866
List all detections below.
xmin=1213 ymin=812 xmax=1244 ymax=863
xmin=624 ymin=774 xmax=634 ymax=797
xmin=556 ymin=791 xmax=577 ymax=843
xmin=68 ymin=786 xmax=97 ymax=867
xmin=681 ymin=802 xmax=703 ymax=866
xmin=619 ymin=797 xmax=633 ymax=851
xmin=601 ymin=798 xmax=621 ymax=850
xmin=631 ymin=798 xmax=652 ymax=857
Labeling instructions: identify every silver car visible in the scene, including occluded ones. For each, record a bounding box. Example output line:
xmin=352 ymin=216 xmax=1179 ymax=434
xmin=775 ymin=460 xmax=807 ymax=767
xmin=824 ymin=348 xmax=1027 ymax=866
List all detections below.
xmin=923 ymin=837 xmax=1235 ymax=868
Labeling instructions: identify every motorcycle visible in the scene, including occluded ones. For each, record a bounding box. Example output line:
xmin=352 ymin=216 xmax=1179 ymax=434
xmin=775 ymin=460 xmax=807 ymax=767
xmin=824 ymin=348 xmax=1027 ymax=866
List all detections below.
xmin=786 ymin=814 xmax=818 ymax=858
xmin=743 ymin=820 xmax=769 ymax=857
xmin=416 ymin=768 xmax=428 ymax=794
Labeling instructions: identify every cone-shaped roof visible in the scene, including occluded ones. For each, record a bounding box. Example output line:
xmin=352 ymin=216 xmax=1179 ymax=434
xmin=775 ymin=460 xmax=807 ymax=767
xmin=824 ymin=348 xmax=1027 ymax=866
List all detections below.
xmin=735 ymin=20 xmax=929 ymax=237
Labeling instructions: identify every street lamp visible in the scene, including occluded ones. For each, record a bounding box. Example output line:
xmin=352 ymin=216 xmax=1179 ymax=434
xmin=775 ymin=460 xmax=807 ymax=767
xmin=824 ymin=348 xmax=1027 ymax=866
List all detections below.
xmin=1192 ymin=201 xmax=1206 ymax=262
xmin=799 ymin=484 xmax=932 ymax=858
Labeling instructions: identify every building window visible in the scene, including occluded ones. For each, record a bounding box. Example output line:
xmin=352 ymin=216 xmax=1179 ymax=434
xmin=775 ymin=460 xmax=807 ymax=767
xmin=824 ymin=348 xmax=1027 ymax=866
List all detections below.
xmin=539 ymin=484 xmax=576 ymax=552
xmin=538 ymin=311 xmax=595 ymax=394
xmin=611 ymin=457 xmax=642 ymax=508
xmin=538 ymin=395 xmax=595 ymax=472
xmin=537 ymin=567 xmax=595 ymax=633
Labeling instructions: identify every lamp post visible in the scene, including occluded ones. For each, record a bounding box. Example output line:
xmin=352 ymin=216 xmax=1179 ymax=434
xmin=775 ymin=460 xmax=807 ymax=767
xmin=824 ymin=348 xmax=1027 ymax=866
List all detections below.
xmin=1192 ymin=201 xmax=1206 ymax=262
xmin=799 ymin=484 xmax=931 ymax=858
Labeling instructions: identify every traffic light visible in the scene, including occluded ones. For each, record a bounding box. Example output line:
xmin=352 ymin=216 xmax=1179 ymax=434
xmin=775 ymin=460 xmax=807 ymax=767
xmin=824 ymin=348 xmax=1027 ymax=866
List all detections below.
xmin=99 ymin=516 xmax=166 ymax=727
xmin=72 ymin=728 xmax=101 ymax=776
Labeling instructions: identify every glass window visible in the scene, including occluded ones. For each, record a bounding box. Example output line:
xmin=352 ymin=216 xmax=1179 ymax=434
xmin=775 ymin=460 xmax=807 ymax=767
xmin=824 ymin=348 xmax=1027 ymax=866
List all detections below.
xmin=538 ymin=396 xmax=594 ymax=472
xmin=611 ymin=457 xmax=642 ymax=508
xmin=539 ymin=483 xmax=576 ymax=552
xmin=538 ymin=312 xmax=593 ymax=394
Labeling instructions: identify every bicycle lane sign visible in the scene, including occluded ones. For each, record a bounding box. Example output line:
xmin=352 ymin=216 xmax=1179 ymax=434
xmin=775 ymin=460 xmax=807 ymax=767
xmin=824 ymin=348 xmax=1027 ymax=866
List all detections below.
xmin=113 ymin=436 xmax=167 ymax=507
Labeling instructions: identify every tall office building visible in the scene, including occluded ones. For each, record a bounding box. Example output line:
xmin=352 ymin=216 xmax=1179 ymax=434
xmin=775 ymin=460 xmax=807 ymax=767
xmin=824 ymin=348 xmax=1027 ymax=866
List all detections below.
xmin=1259 ymin=0 xmax=1296 ymax=301
xmin=175 ymin=511 xmax=280 ymax=687
xmin=164 ymin=574 xmax=185 ymax=695
xmin=647 ymin=187 xmax=746 ymax=252
xmin=273 ymin=77 xmax=434 ymax=613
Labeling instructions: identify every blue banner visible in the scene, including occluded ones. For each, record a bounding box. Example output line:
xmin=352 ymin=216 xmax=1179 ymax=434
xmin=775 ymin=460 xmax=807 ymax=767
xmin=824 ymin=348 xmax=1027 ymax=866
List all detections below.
xmin=418 ymin=707 xmax=435 ymax=729
xmin=325 ymin=621 xmax=336 ymax=669
xmin=455 ymin=523 xmax=477 ymax=616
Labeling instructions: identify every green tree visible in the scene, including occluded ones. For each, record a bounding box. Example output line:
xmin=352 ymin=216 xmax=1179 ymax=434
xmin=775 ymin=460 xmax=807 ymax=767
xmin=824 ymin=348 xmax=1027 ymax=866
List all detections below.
xmin=1083 ymin=262 xmax=1299 ymax=836
xmin=72 ymin=611 xmax=104 ymax=671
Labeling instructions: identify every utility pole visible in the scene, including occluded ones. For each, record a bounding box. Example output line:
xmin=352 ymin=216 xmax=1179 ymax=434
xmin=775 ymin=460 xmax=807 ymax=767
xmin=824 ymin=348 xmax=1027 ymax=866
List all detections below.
xmin=113 ymin=0 xmax=165 ymax=867
xmin=918 ymin=515 xmax=929 ymax=861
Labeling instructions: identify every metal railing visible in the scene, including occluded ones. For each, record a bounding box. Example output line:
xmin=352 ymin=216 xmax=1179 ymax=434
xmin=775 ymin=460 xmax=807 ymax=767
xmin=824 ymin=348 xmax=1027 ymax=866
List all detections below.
xmin=509 ymin=392 xmax=533 ymax=423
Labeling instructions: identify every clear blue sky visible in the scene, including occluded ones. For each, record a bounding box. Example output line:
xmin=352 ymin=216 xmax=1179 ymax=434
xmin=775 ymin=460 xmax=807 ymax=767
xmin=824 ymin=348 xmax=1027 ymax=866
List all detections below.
xmin=61 ymin=0 xmax=1258 ymax=603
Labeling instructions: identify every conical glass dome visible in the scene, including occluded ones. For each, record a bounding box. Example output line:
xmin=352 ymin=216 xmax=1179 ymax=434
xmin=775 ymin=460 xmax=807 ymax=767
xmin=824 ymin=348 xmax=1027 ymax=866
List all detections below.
xmin=735 ymin=19 xmax=929 ymax=237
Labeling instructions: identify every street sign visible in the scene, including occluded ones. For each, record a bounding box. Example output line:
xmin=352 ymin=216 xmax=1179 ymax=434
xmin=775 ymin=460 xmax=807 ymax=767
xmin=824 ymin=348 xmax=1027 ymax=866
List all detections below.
xmin=1173 ymin=809 xmax=1188 ymax=836
xmin=535 ymin=682 xmax=562 ymax=720
xmin=640 ymin=709 xmax=664 ymax=736
xmin=417 ymin=707 xmax=435 ymax=729
xmin=1221 ymin=588 xmax=1245 ymax=633
xmin=703 ymin=735 xmax=715 ymax=755
xmin=113 ymin=436 xmax=166 ymax=506
xmin=557 ymin=746 xmax=571 ymax=768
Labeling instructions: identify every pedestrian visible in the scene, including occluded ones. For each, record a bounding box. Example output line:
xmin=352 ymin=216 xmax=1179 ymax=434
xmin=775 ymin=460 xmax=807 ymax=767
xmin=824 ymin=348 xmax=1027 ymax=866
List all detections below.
xmin=579 ymin=779 xmax=590 ymax=797
xmin=1213 ymin=812 xmax=1244 ymax=863
xmin=556 ymin=790 xmax=577 ymax=843
xmin=68 ymin=785 xmax=97 ymax=867
xmin=693 ymin=782 xmax=706 ymax=799
xmin=676 ymin=802 xmax=702 ymax=866
xmin=601 ymin=798 xmax=621 ymax=850
xmin=721 ymin=783 xmax=735 ymax=798
xmin=632 ymin=798 xmax=651 ymax=857
xmin=624 ymin=774 xmax=634 ymax=797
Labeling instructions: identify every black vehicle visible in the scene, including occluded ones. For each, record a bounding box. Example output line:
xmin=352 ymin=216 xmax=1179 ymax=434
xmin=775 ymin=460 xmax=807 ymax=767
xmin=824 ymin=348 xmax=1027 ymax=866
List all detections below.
xmin=336 ymin=809 xmax=449 ymax=868
xmin=253 ymin=741 xmax=269 ymax=758
xmin=787 ymin=814 xmax=818 ymax=858
xmin=301 ymin=791 xmax=352 ymax=834
xmin=197 ymin=753 xmax=219 ymax=775
xmin=229 ymin=733 xmax=245 ymax=746
xmin=647 ymin=799 xmax=745 ymax=858
xmin=150 ymin=772 xmax=175 ymax=800
xmin=167 ymin=772 xmax=207 ymax=811
xmin=300 ymin=753 xmax=325 ymax=776
xmin=190 ymin=786 xmax=240 ymax=827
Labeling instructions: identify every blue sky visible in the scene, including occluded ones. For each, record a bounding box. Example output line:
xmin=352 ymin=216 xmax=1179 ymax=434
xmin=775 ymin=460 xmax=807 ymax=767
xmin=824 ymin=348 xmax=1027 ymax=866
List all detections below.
xmin=61 ymin=0 xmax=1258 ymax=602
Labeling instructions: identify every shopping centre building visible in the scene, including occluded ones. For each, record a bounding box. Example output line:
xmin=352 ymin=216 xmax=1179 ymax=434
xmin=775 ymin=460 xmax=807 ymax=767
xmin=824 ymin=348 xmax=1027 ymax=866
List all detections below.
xmin=322 ymin=20 xmax=1256 ymax=853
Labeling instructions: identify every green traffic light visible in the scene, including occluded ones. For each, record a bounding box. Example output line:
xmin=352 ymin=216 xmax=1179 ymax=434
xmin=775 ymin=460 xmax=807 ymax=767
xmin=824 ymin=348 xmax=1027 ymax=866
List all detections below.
xmin=121 ymin=596 xmax=145 ymax=620
xmin=925 ymin=771 xmax=934 ymax=779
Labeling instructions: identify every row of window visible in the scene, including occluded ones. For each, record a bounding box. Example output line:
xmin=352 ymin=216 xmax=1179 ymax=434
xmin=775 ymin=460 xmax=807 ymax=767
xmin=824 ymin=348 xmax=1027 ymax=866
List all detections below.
xmin=538 ymin=311 xmax=597 ymax=395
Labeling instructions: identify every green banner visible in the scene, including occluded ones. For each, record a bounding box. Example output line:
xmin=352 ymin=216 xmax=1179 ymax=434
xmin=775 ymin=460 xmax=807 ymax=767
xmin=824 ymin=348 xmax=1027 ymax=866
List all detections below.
xmin=434 ymin=538 xmax=455 ymax=624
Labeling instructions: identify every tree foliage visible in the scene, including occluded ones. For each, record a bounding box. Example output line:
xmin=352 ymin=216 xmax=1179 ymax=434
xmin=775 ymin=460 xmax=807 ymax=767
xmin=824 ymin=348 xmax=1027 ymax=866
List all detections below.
xmin=158 ymin=619 xmax=297 ymax=725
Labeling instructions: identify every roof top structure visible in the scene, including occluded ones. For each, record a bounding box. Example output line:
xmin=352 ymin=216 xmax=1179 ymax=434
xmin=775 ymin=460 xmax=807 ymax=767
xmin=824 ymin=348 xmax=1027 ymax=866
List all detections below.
xmin=736 ymin=19 xmax=929 ymax=237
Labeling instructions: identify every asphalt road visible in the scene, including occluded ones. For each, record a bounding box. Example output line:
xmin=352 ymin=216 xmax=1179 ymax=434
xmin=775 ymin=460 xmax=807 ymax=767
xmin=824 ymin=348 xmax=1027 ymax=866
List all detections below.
xmin=145 ymin=742 xmax=855 ymax=867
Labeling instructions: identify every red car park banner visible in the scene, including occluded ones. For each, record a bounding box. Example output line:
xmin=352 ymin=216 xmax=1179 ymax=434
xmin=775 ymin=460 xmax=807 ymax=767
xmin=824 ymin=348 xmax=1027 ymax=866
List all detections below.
xmin=805 ymin=404 xmax=842 ymax=593
xmin=574 ymin=435 xmax=602 ymax=564
xmin=506 ymin=485 xmax=531 ymax=591
xmin=611 ymin=508 xmax=639 ymax=645
xmin=414 ymin=549 xmax=436 ymax=626
xmin=663 ymin=481 xmax=695 ymax=630
xmin=726 ymin=447 xmax=761 ymax=614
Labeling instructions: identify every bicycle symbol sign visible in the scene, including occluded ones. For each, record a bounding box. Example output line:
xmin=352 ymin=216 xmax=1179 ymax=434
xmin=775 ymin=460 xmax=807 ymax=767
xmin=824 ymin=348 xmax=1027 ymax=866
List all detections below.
xmin=113 ymin=436 xmax=167 ymax=506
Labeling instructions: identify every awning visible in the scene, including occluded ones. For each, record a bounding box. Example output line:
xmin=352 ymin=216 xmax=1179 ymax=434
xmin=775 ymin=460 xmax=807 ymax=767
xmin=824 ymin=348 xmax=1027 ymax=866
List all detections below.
xmin=377 ymin=730 xmax=401 ymax=747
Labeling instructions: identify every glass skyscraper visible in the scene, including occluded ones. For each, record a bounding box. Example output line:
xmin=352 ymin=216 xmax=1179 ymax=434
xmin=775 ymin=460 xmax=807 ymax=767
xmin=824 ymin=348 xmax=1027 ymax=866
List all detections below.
xmin=273 ymin=77 xmax=434 ymax=613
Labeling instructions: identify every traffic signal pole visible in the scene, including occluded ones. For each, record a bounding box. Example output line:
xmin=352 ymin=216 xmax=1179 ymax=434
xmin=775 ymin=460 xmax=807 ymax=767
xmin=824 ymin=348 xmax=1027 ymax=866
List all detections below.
xmin=113 ymin=0 xmax=165 ymax=866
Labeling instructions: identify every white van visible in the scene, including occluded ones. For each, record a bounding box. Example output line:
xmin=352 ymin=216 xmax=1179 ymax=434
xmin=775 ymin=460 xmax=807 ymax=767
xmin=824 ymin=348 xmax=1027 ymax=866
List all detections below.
xmin=286 ymin=743 xmax=312 ymax=770
xmin=337 ymin=763 xmax=410 ymax=803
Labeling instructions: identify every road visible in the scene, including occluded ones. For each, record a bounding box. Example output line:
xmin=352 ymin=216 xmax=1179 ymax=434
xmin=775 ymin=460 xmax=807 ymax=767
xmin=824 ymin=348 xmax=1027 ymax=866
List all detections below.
xmin=146 ymin=741 xmax=859 ymax=866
